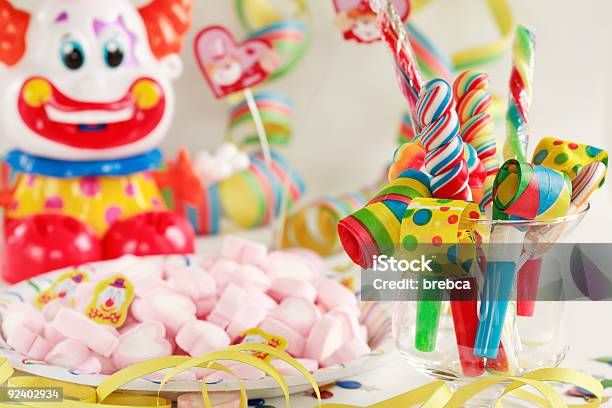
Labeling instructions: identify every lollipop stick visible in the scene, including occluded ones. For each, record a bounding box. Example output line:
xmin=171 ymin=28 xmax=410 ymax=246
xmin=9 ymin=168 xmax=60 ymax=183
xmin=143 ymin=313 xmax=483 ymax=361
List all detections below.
xmin=415 ymin=276 xmax=442 ymax=352
xmin=450 ymin=277 xmax=484 ymax=376
xmin=272 ymin=175 xmax=292 ymax=250
xmin=244 ymin=88 xmax=273 ymax=166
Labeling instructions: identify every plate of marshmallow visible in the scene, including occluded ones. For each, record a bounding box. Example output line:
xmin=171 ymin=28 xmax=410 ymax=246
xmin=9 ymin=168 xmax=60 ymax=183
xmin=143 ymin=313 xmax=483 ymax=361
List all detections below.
xmin=0 ymin=237 xmax=393 ymax=398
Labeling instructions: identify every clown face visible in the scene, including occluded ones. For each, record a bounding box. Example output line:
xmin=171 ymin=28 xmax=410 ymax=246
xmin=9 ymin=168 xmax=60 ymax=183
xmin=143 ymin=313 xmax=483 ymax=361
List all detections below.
xmin=206 ymin=56 xmax=243 ymax=87
xmin=351 ymin=13 xmax=380 ymax=42
xmin=96 ymin=285 xmax=127 ymax=313
xmin=0 ymin=0 xmax=189 ymax=161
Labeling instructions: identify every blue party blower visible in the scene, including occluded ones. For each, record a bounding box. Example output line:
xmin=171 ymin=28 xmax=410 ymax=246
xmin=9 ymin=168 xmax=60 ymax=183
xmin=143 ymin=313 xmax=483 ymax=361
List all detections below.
xmin=474 ymin=160 xmax=571 ymax=359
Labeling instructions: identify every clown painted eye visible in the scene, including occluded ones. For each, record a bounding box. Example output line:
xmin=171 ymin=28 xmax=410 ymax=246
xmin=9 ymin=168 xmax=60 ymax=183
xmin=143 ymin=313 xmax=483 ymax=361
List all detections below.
xmin=60 ymin=39 xmax=85 ymax=70
xmin=103 ymin=39 xmax=125 ymax=68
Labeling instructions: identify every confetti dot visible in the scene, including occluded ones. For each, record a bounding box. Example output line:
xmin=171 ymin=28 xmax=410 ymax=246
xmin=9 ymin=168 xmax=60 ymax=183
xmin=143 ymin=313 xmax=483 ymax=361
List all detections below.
xmin=572 ymin=164 xmax=582 ymax=175
xmin=44 ymin=196 xmax=64 ymax=210
xmin=105 ymin=206 xmax=122 ymax=225
xmin=469 ymin=211 xmax=480 ymax=219
xmin=125 ymin=183 xmax=135 ymax=197
xmin=586 ymin=146 xmax=601 ymax=158
xmin=532 ymin=150 xmax=548 ymax=165
xmin=413 ymin=209 xmax=432 ymax=226
xmin=568 ymin=143 xmax=579 ymax=150
xmin=336 ymin=380 xmax=362 ymax=389
xmin=403 ymin=235 xmax=418 ymax=251
xmin=437 ymin=199 xmax=453 ymax=204
xmin=554 ymin=153 xmax=569 ymax=164
xmin=404 ymin=208 xmax=415 ymax=218
xmin=248 ymin=399 xmax=265 ymax=406
xmin=432 ymin=236 xmax=442 ymax=246
xmin=447 ymin=215 xmax=459 ymax=224
xmin=553 ymin=140 xmax=563 ymax=146
xmin=447 ymin=246 xmax=457 ymax=263
xmin=312 ymin=390 xmax=334 ymax=399
xmin=80 ymin=177 xmax=100 ymax=197
xmin=440 ymin=206 xmax=450 ymax=212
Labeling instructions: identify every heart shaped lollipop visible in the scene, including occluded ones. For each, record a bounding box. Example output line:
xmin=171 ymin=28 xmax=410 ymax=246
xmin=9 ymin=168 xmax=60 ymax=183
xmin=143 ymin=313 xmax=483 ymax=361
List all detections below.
xmin=194 ymin=26 xmax=278 ymax=98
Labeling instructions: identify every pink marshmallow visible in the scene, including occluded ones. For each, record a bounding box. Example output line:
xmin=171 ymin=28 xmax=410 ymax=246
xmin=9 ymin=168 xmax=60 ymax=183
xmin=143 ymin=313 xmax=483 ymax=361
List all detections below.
xmin=206 ymin=313 xmax=230 ymax=330
xmin=220 ymin=236 xmax=249 ymax=261
xmin=45 ymin=339 xmax=90 ymax=368
xmin=6 ymin=325 xmax=37 ymax=354
xmin=92 ymin=353 xmax=116 ymax=375
xmin=226 ymin=299 xmax=269 ymax=339
xmin=145 ymin=368 xmax=197 ymax=382
xmin=131 ymin=287 xmax=196 ymax=337
xmin=315 ymin=278 xmax=357 ymax=311
xmin=167 ymin=266 xmax=216 ymax=301
xmin=259 ymin=317 xmax=305 ymax=357
xmin=238 ymin=242 xmax=267 ymax=266
xmin=267 ymin=252 xmax=316 ymax=282
xmin=1 ymin=302 xmax=45 ymax=339
xmin=44 ymin=323 xmax=67 ymax=346
xmin=227 ymin=265 xmax=270 ymax=292
xmin=75 ymin=355 xmax=103 ymax=374
xmin=248 ymin=292 xmax=277 ymax=311
xmin=270 ymin=297 xmax=320 ymax=337
xmin=321 ymin=337 xmax=371 ymax=367
xmin=112 ymin=322 xmax=172 ymax=370
xmin=328 ymin=307 xmax=361 ymax=342
xmin=209 ymin=284 xmax=247 ymax=322
xmin=208 ymin=259 xmax=239 ymax=291
xmin=360 ymin=325 xmax=368 ymax=344
xmin=195 ymin=297 xmax=217 ymax=318
xmin=27 ymin=335 xmax=53 ymax=360
xmin=206 ymin=361 xmax=265 ymax=381
xmin=303 ymin=315 xmax=344 ymax=363
xmin=177 ymin=392 xmax=241 ymax=408
xmin=51 ymin=308 xmax=118 ymax=357
xmin=270 ymin=358 xmax=318 ymax=376
xmin=268 ymin=277 xmax=317 ymax=303
xmin=286 ymin=248 xmax=327 ymax=273
xmin=176 ymin=320 xmax=230 ymax=357
xmin=41 ymin=298 xmax=70 ymax=321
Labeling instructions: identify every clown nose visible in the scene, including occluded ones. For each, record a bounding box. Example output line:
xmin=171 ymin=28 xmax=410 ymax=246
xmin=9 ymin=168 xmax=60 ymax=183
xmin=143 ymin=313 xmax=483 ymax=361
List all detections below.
xmin=22 ymin=78 xmax=52 ymax=108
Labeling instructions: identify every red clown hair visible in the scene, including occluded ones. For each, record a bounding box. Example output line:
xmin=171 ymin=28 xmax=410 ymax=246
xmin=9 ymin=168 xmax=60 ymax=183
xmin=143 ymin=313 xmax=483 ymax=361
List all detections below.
xmin=0 ymin=0 xmax=30 ymax=66
xmin=138 ymin=0 xmax=193 ymax=60
xmin=0 ymin=0 xmax=192 ymax=66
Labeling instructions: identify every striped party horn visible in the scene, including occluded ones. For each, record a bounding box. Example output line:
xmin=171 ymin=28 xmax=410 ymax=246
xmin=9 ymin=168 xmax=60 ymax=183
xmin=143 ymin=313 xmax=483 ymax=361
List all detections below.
xmin=399 ymin=197 xmax=484 ymax=376
xmin=338 ymin=169 xmax=432 ymax=268
xmin=219 ymin=150 xmax=305 ymax=229
xmin=282 ymin=190 xmax=372 ymax=257
xmin=474 ymin=160 xmax=571 ymax=359
xmin=227 ymin=92 xmax=294 ymax=148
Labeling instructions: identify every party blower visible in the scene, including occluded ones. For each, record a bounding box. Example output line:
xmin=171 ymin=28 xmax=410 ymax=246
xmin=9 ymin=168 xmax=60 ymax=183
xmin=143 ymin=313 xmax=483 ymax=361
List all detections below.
xmin=474 ymin=160 xmax=571 ymax=359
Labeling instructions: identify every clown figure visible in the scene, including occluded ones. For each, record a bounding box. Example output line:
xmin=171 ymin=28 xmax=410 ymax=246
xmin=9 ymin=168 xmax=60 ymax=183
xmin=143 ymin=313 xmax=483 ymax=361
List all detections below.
xmin=0 ymin=0 xmax=196 ymax=282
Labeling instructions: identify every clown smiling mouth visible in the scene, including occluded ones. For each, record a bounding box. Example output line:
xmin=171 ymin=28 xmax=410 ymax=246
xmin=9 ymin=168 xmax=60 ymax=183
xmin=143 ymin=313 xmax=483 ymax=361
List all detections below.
xmin=18 ymin=76 xmax=165 ymax=149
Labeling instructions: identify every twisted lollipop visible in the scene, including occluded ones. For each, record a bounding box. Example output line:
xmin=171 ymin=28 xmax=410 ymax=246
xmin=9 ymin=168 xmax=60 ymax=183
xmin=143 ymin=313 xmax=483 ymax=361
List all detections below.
xmin=417 ymin=79 xmax=471 ymax=200
xmin=503 ymin=26 xmax=535 ymax=162
xmin=454 ymin=70 xmax=498 ymax=208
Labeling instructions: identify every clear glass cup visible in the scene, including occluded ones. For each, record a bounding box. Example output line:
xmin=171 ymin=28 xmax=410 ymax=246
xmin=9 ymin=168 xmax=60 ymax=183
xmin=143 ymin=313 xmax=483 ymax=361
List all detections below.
xmin=392 ymin=203 xmax=591 ymax=406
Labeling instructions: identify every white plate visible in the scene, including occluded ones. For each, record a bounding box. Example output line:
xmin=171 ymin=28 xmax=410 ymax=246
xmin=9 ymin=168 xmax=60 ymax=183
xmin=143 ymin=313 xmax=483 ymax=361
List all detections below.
xmin=0 ymin=255 xmax=393 ymax=398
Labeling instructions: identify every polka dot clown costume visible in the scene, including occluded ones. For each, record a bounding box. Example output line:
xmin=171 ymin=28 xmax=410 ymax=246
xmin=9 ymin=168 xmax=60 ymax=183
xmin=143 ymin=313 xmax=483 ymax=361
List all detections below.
xmin=0 ymin=0 xmax=196 ymax=283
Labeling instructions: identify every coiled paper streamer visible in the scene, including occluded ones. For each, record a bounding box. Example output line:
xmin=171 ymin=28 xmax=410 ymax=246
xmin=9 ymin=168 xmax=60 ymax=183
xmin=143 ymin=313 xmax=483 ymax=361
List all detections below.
xmin=235 ymin=0 xmax=311 ymax=81
xmin=503 ymin=25 xmax=536 ymax=162
xmin=281 ymin=190 xmax=372 ymax=256
xmin=220 ymin=150 xmax=305 ymax=228
xmin=338 ymin=169 xmax=432 ymax=268
xmin=400 ymin=197 xmax=485 ymax=376
xmin=388 ymin=142 xmax=426 ymax=181
xmin=475 ymin=160 xmax=571 ymax=359
xmin=532 ymin=137 xmax=608 ymax=183
xmin=227 ymin=91 xmax=293 ymax=148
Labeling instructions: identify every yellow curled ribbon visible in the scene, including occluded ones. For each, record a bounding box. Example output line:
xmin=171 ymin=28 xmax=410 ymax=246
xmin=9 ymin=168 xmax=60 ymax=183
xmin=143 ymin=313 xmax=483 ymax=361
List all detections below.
xmin=0 ymin=344 xmax=321 ymax=407
xmin=320 ymin=367 xmax=605 ymax=408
